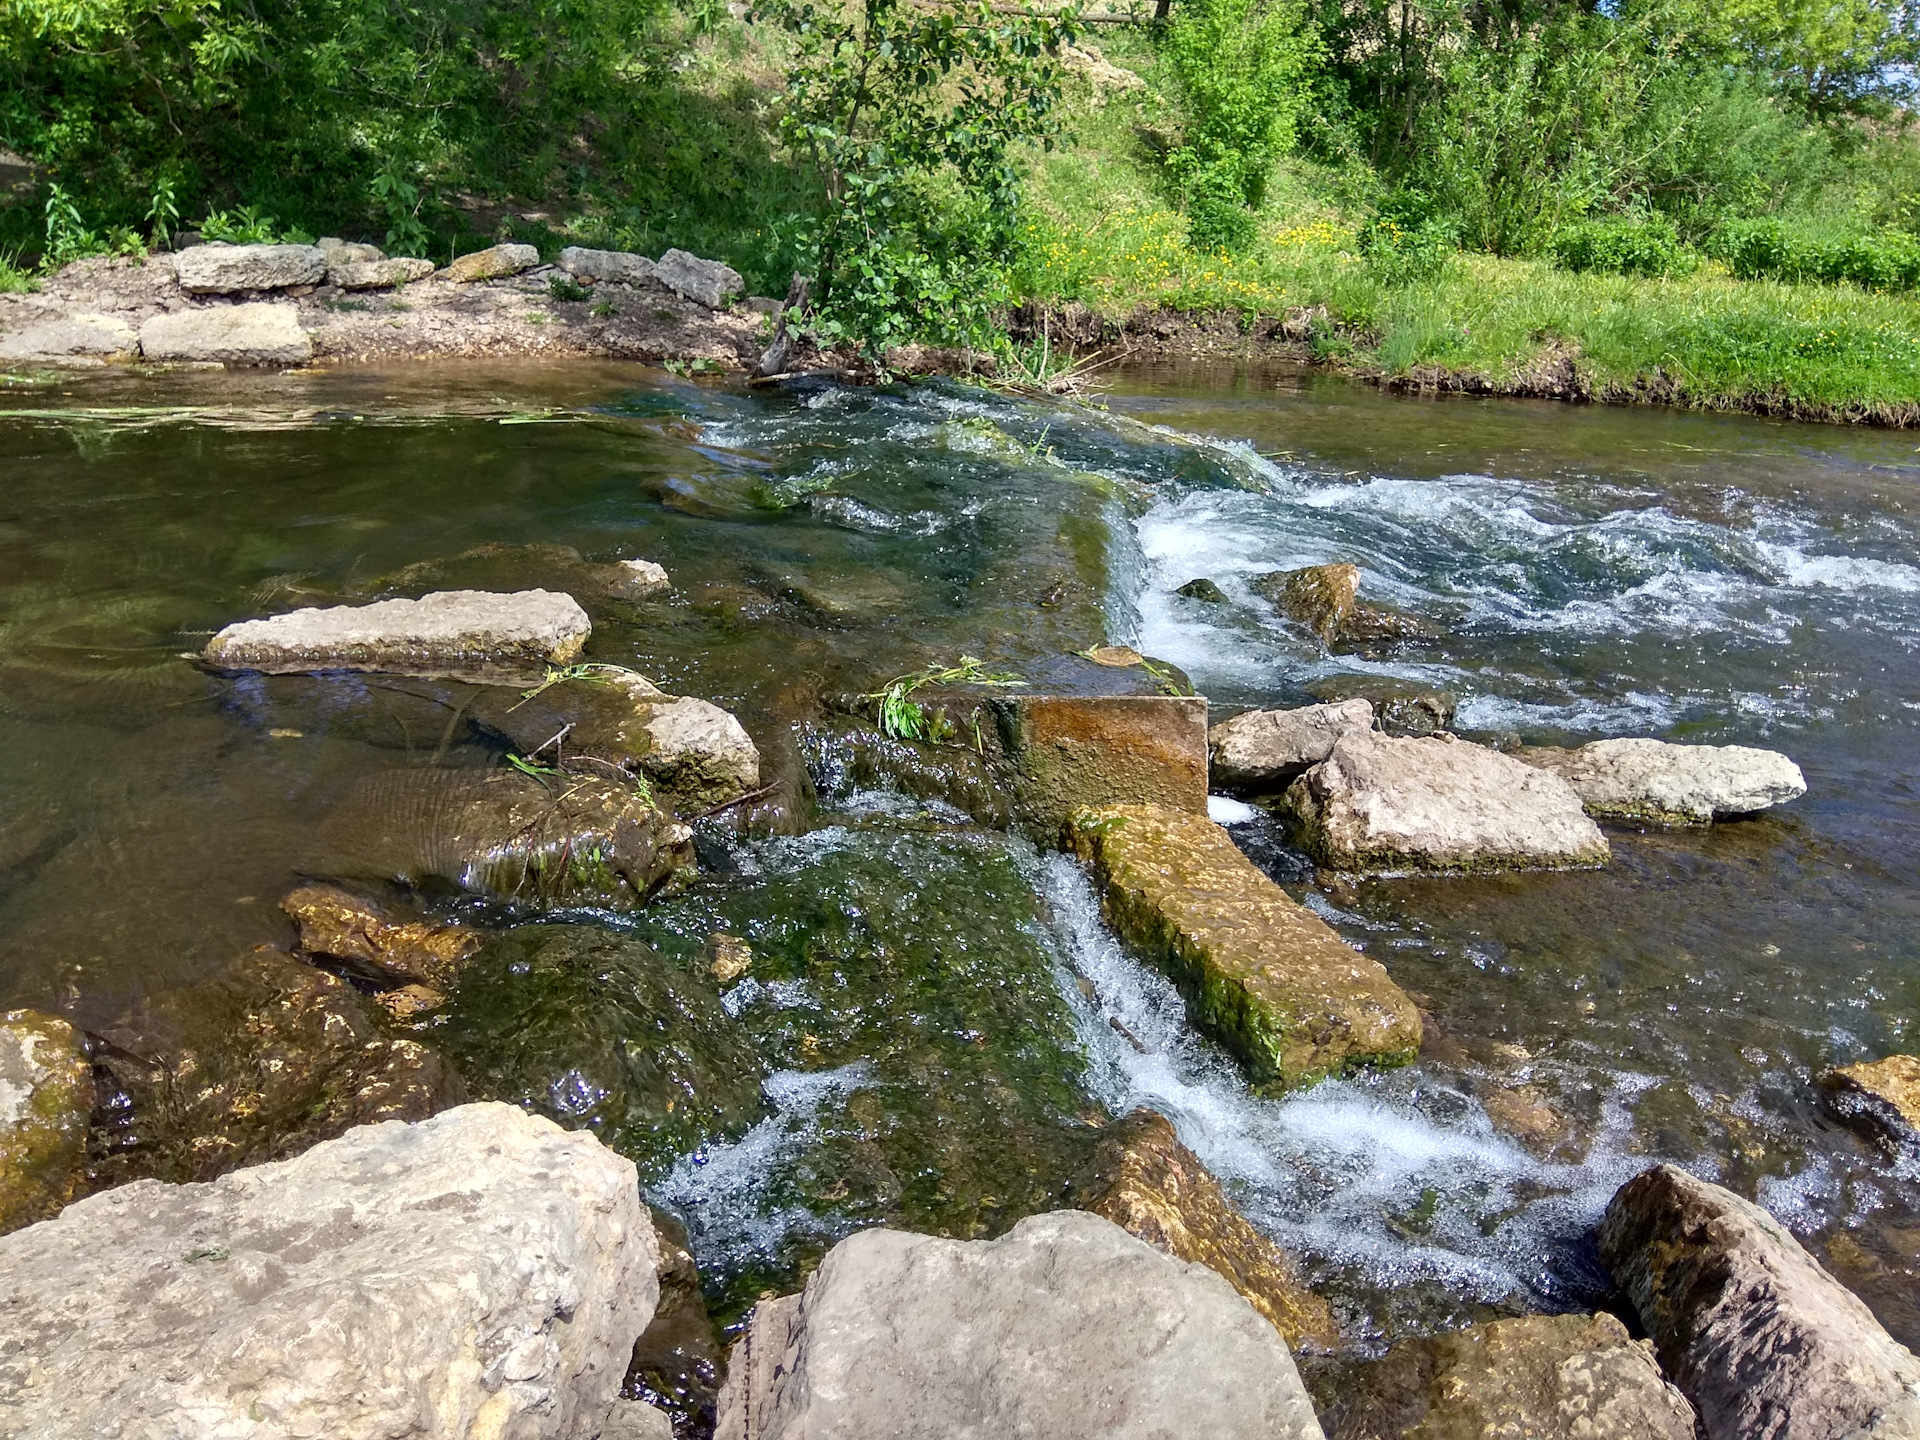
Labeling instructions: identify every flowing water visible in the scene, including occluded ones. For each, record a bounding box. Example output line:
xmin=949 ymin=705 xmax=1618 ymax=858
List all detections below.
xmin=5 ymin=358 xmax=1920 ymax=1365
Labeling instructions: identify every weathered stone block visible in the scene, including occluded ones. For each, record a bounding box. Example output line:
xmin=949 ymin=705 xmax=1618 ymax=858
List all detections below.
xmin=560 ymin=246 xmax=656 ymax=284
xmin=331 ymin=256 xmax=436 ymax=290
xmin=174 ymin=242 xmax=327 ymax=293
xmin=441 ymin=242 xmax=541 ymax=282
xmin=140 ymin=302 xmax=313 ymax=365
xmin=652 ymin=248 xmax=744 ymax=308
xmin=1517 ymin=737 xmax=1806 ymax=825
xmin=1003 ymin=693 xmax=1209 ymax=835
xmin=1210 ymin=698 xmax=1375 ymax=791
xmin=0 ymin=313 xmax=137 ymax=361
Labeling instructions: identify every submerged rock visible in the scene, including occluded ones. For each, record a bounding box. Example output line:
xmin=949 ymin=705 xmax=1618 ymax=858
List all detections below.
xmin=715 ymin=1210 xmax=1328 ymax=1440
xmin=0 ymin=1010 xmax=92 ymax=1234
xmin=652 ymin=248 xmax=744 ymax=309
xmin=139 ymin=302 xmax=313 ymax=365
xmin=625 ymin=1208 xmax=726 ymax=1435
xmin=90 ymin=946 xmax=466 ymax=1187
xmin=0 ymin=1102 xmax=657 ymax=1439
xmin=1210 ymin=699 xmax=1375 ymax=792
xmin=318 ymin=767 xmax=695 ymax=910
xmin=561 ymin=246 xmax=657 ymax=284
xmin=203 ymin=588 xmax=591 ymax=677
xmin=1598 ymin=1162 xmax=1920 ymax=1440
xmin=281 ymin=882 xmax=483 ymax=989
xmin=1287 ymin=732 xmax=1609 ymax=872
xmin=1517 ymin=737 xmax=1807 ymax=825
xmin=1176 ymin=577 xmax=1229 ymax=603
xmin=1075 ymin=1108 xmax=1337 ymax=1349
xmin=1822 ymin=1053 xmax=1920 ymax=1156
xmin=441 ymin=241 xmax=541 ymax=282
xmin=1326 ymin=1312 xmax=1696 ymax=1440
xmin=1253 ymin=562 xmax=1432 ymax=647
xmin=173 ymin=241 xmax=327 ymax=293
xmin=1069 ymin=803 xmax=1421 ymax=1090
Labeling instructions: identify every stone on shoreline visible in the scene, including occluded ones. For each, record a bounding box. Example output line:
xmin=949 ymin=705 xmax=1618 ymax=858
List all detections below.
xmin=1516 ymin=737 xmax=1806 ymax=825
xmin=1326 ymin=1312 xmax=1697 ymax=1440
xmin=652 ymin=248 xmax=744 ymax=309
xmin=331 ymin=256 xmax=436 ymax=290
xmin=173 ymin=241 xmax=328 ymax=293
xmin=0 ymin=313 xmax=137 ymax=361
xmin=1210 ymin=698 xmax=1375 ymax=791
xmin=1069 ymin=803 xmax=1421 ymax=1090
xmin=0 ymin=1010 xmax=92 ymax=1235
xmin=0 ymin=1102 xmax=658 ymax=1440
xmin=715 ymin=1210 xmax=1328 ymax=1440
xmin=1821 ymin=1053 xmax=1920 ymax=1155
xmin=317 ymin=236 xmax=383 ymax=270
xmin=560 ymin=246 xmax=657 ymax=284
xmin=441 ymin=242 xmax=542 ymax=283
xmin=1598 ymin=1162 xmax=1920 ymax=1440
xmin=139 ymin=302 xmax=313 ymax=365
xmin=1287 ymin=732 xmax=1609 ymax=872
xmin=1075 ymin=1108 xmax=1337 ymax=1348
xmin=281 ymin=882 xmax=483 ymax=989
xmin=203 ymin=587 xmax=591 ymax=676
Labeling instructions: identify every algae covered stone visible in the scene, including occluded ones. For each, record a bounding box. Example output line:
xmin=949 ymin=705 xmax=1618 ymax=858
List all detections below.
xmin=440 ymin=242 xmax=540 ymax=282
xmin=204 ymin=588 xmax=590 ymax=676
xmin=1517 ymin=737 xmax=1806 ymax=825
xmin=0 ymin=1009 xmax=92 ymax=1234
xmin=1003 ymin=693 xmax=1210 ymax=835
xmin=1821 ymin=1052 xmax=1920 ymax=1155
xmin=1068 ymin=803 xmax=1420 ymax=1090
xmin=281 ymin=883 xmax=483 ymax=989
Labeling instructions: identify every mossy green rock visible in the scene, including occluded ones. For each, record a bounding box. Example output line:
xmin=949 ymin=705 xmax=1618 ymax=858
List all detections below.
xmin=0 ymin=1009 xmax=92 ymax=1234
xmin=1069 ymin=804 xmax=1421 ymax=1091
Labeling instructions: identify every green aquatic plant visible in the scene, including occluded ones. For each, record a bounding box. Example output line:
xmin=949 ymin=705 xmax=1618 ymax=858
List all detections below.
xmin=866 ymin=655 xmax=1023 ymax=742
xmin=509 ymin=661 xmax=651 ymax=710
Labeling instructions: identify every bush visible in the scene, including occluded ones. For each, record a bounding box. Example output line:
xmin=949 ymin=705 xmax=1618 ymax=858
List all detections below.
xmin=1359 ymin=208 xmax=1455 ymax=284
xmin=1711 ymin=217 xmax=1920 ymax=290
xmin=1551 ymin=214 xmax=1696 ymax=278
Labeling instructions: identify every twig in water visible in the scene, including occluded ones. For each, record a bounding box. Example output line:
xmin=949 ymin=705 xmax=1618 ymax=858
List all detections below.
xmin=690 ymin=782 xmax=780 ymax=820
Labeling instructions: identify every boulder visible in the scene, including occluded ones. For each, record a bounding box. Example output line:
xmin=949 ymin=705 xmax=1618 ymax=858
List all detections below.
xmin=1326 ymin=1312 xmax=1696 ymax=1440
xmin=0 ymin=1010 xmax=92 ymax=1234
xmin=0 ymin=1102 xmax=658 ymax=1440
xmin=139 ymin=302 xmax=313 ymax=365
xmin=652 ymin=248 xmax=744 ymax=309
xmin=281 ymin=882 xmax=483 ymax=988
xmin=634 ymin=697 xmax=763 ymax=812
xmin=1287 ymin=732 xmax=1609 ymax=872
xmin=317 ymin=768 xmax=695 ymax=911
xmin=1517 ymin=737 xmax=1807 ymax=825
xmin=441 ymin=242 xmax=541 ymax=283
xmin=90 ymin=946 xmax=466 ymax=1188
xmin=714 ymin=1210 xmax=1328 ymax=1440
xmin=1176 ymin=577 xmax=1229 ymax=603
xmin=0 ymin=313 xmax=137 ymax=361
xmin=1075 ymin=1108 xmax=1337 ymax=1348
xmin=1598 ymin=1162 xmax=1920 ymax=1440
xmin=1210 ymin=698 xmax=1375 ymax=791
xmin=616 ymin=558 xmax=672 ymax=597
xmin=1306 ymin=677 xmax=1455 ymax=737
xmin=173 ymin=241 xmax=328 ymax=293
xmin=1253 ymin=562 xmax=1432 ymax=646
xmin=560 ymin=246 xmax=657 ymax=284
xmin=603 ymin=1400 xmax=675 ymax=1439
xmin=1068 ymin=803 xmax=1421 ymax=1090
xmin=1821 ymin=1053 xmax=1920 ymax=1156
xmin=331 ymin=256 xmax=436 ymax=290
xmin=203 ymin=587 xmax=591 ymax=676
xmin=317 ymin=236 xmax=384 ymax=269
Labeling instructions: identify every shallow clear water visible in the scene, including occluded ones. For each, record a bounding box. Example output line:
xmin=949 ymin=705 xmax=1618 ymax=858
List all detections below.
xmin=5 ymin=358 xmax=1920 ymax=1350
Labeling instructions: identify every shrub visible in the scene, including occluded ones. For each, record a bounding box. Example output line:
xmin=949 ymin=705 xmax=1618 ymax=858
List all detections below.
xmin=1711 ymin=217 xmax=1920 ymax=290
xmin=1551 ymin=214 xmax=1696 ymax=278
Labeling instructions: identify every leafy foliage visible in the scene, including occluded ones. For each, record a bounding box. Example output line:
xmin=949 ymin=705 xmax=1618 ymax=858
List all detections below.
xmin=1711 ymin=219 xmax=1920 ymax=291
xmin=865 ymin=656 xmax=1023 ymax=743
xmin=1552 ymin=213 xmax=1696 ymax=279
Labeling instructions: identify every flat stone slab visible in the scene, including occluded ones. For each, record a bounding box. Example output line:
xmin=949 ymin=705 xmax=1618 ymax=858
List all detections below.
xmin=1288 ymin=731 xmax=1609 ymax=872
xmin=0 ymin=1102 xmax=658 ymax=1439
xmin=1069 ymin=803 xmax=1420 ymax=1090
xmin=331 ymin=257 xmax=435 ymax=290
xmin=0 ymin=312 xmax=137 ymax=361
xmin=560 ymin=246 xmax=656 ymax=284
xmin=1210 ymin=698 xmax=1374 ymax=791
xmin=715 ymin=1210 xmax=1327 ymax=1440
xmin=1518 ymin=737 xmax=1806 ymax=825
xmin=1007 ymin=693 xmax=1210 ymax=834
xmin=174 ymin=242 xmax=327 ymax=294
xmin=203 ymin=587 xmax=589 ymax=674
xmin=140 ymin=302 xmax=313 ymax=365
xmin=1599 ymin=1162 xmax=1920 ymax=1440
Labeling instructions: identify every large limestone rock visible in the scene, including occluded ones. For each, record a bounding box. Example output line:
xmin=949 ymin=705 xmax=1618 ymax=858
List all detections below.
xmin=1598 ymin=1162 xmax=1920 ymax=1440
xmin=560 ymin=246 xmax=656 ymax=284
xmin=1287 ymin=732 xmax=1609 ymax=872
xmin=0 ymin=1102 xmax=658 ymax=1440
xmin=0 ymin=312 xmax=137 ymax=361
xmin=1075 ymin=1108 xmax=1337 ymax=1348
xmin=714 ymin=1210 xmax=1328 ymax=1440
xmin=1069 ymin=803 xmax=1420 ymax=1090
xmin=1518 ymin=737 xmax=1807 ymax=825
xmin=318 ymin=768 xmax=695 ymax=911
xmin=139 ymin=302 xmax=313 ymax=364
xmin=281 ymin=883 xmax=483 ymax=989
xmin=652 ymin=248 xmax=744 ymax=308
xmin=442 ymin=242 xmax=541 ymax=283
xmin=0 ymin=1010 xmax=92 ymax=1234
xmin=174 ymin=241 xmax=328 ymax=293
xmin=203 ymin=588 xmax=591 ymax=676
xmin=1326 ymin=1312 xmax=1697 ymax=1440
xmin=1211 ymin=698 xmax=1375 ymax=791
xmin=332 ymin=256 xmax=436 ymax=290
xmin=1823 ymin=1053 xmax=1920 ymax=1155
xmin=632 ymin=697 xmax=762 ymax=811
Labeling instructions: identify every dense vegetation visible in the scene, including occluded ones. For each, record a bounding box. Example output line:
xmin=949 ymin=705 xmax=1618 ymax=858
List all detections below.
xmin=6 ymin=0 xmax=1920 ymax=411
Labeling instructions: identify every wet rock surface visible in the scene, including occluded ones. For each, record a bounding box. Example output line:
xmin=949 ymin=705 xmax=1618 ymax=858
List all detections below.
xmin=281 ymin=882 xmax=483 ymax=989
xmin=204 ymin=587 xmax=591 ymax=676
xmin=1073 ymin=1107 xmax=1338 ymax=1348
xmin=0 ymin=1009 xmax=93 ymax=1234
xmin=1253 ymin=562 xmax=1432 ymax=648
xmin=1069 ymin=803 xmax=1422 ymax=1089
xmin=1287 ymin=732 xmax=1610 ymax=872
xmin=1822 ymin=1053 xmax=1920 ymax=1155
xmin=1001 ymin=693 xmax=1210 ymax=835
xmin=138 ymin=301 xmax=314 ymax=364
xmin=1322 ymin=1312 xmax=1697 ymax=1440
xmin=714 ymin=1210 xmax=1328 ymax=1440
xmin=0 ymin=1102 xmax=657 ymax=1440
xmin=1599 ymin=1162 xmax=1920 ymax=1440
xmin=1518 ymin=737 xmax=1807 ymax=825
xmin=1210 ymin=698 xmax=1376 ymax=792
